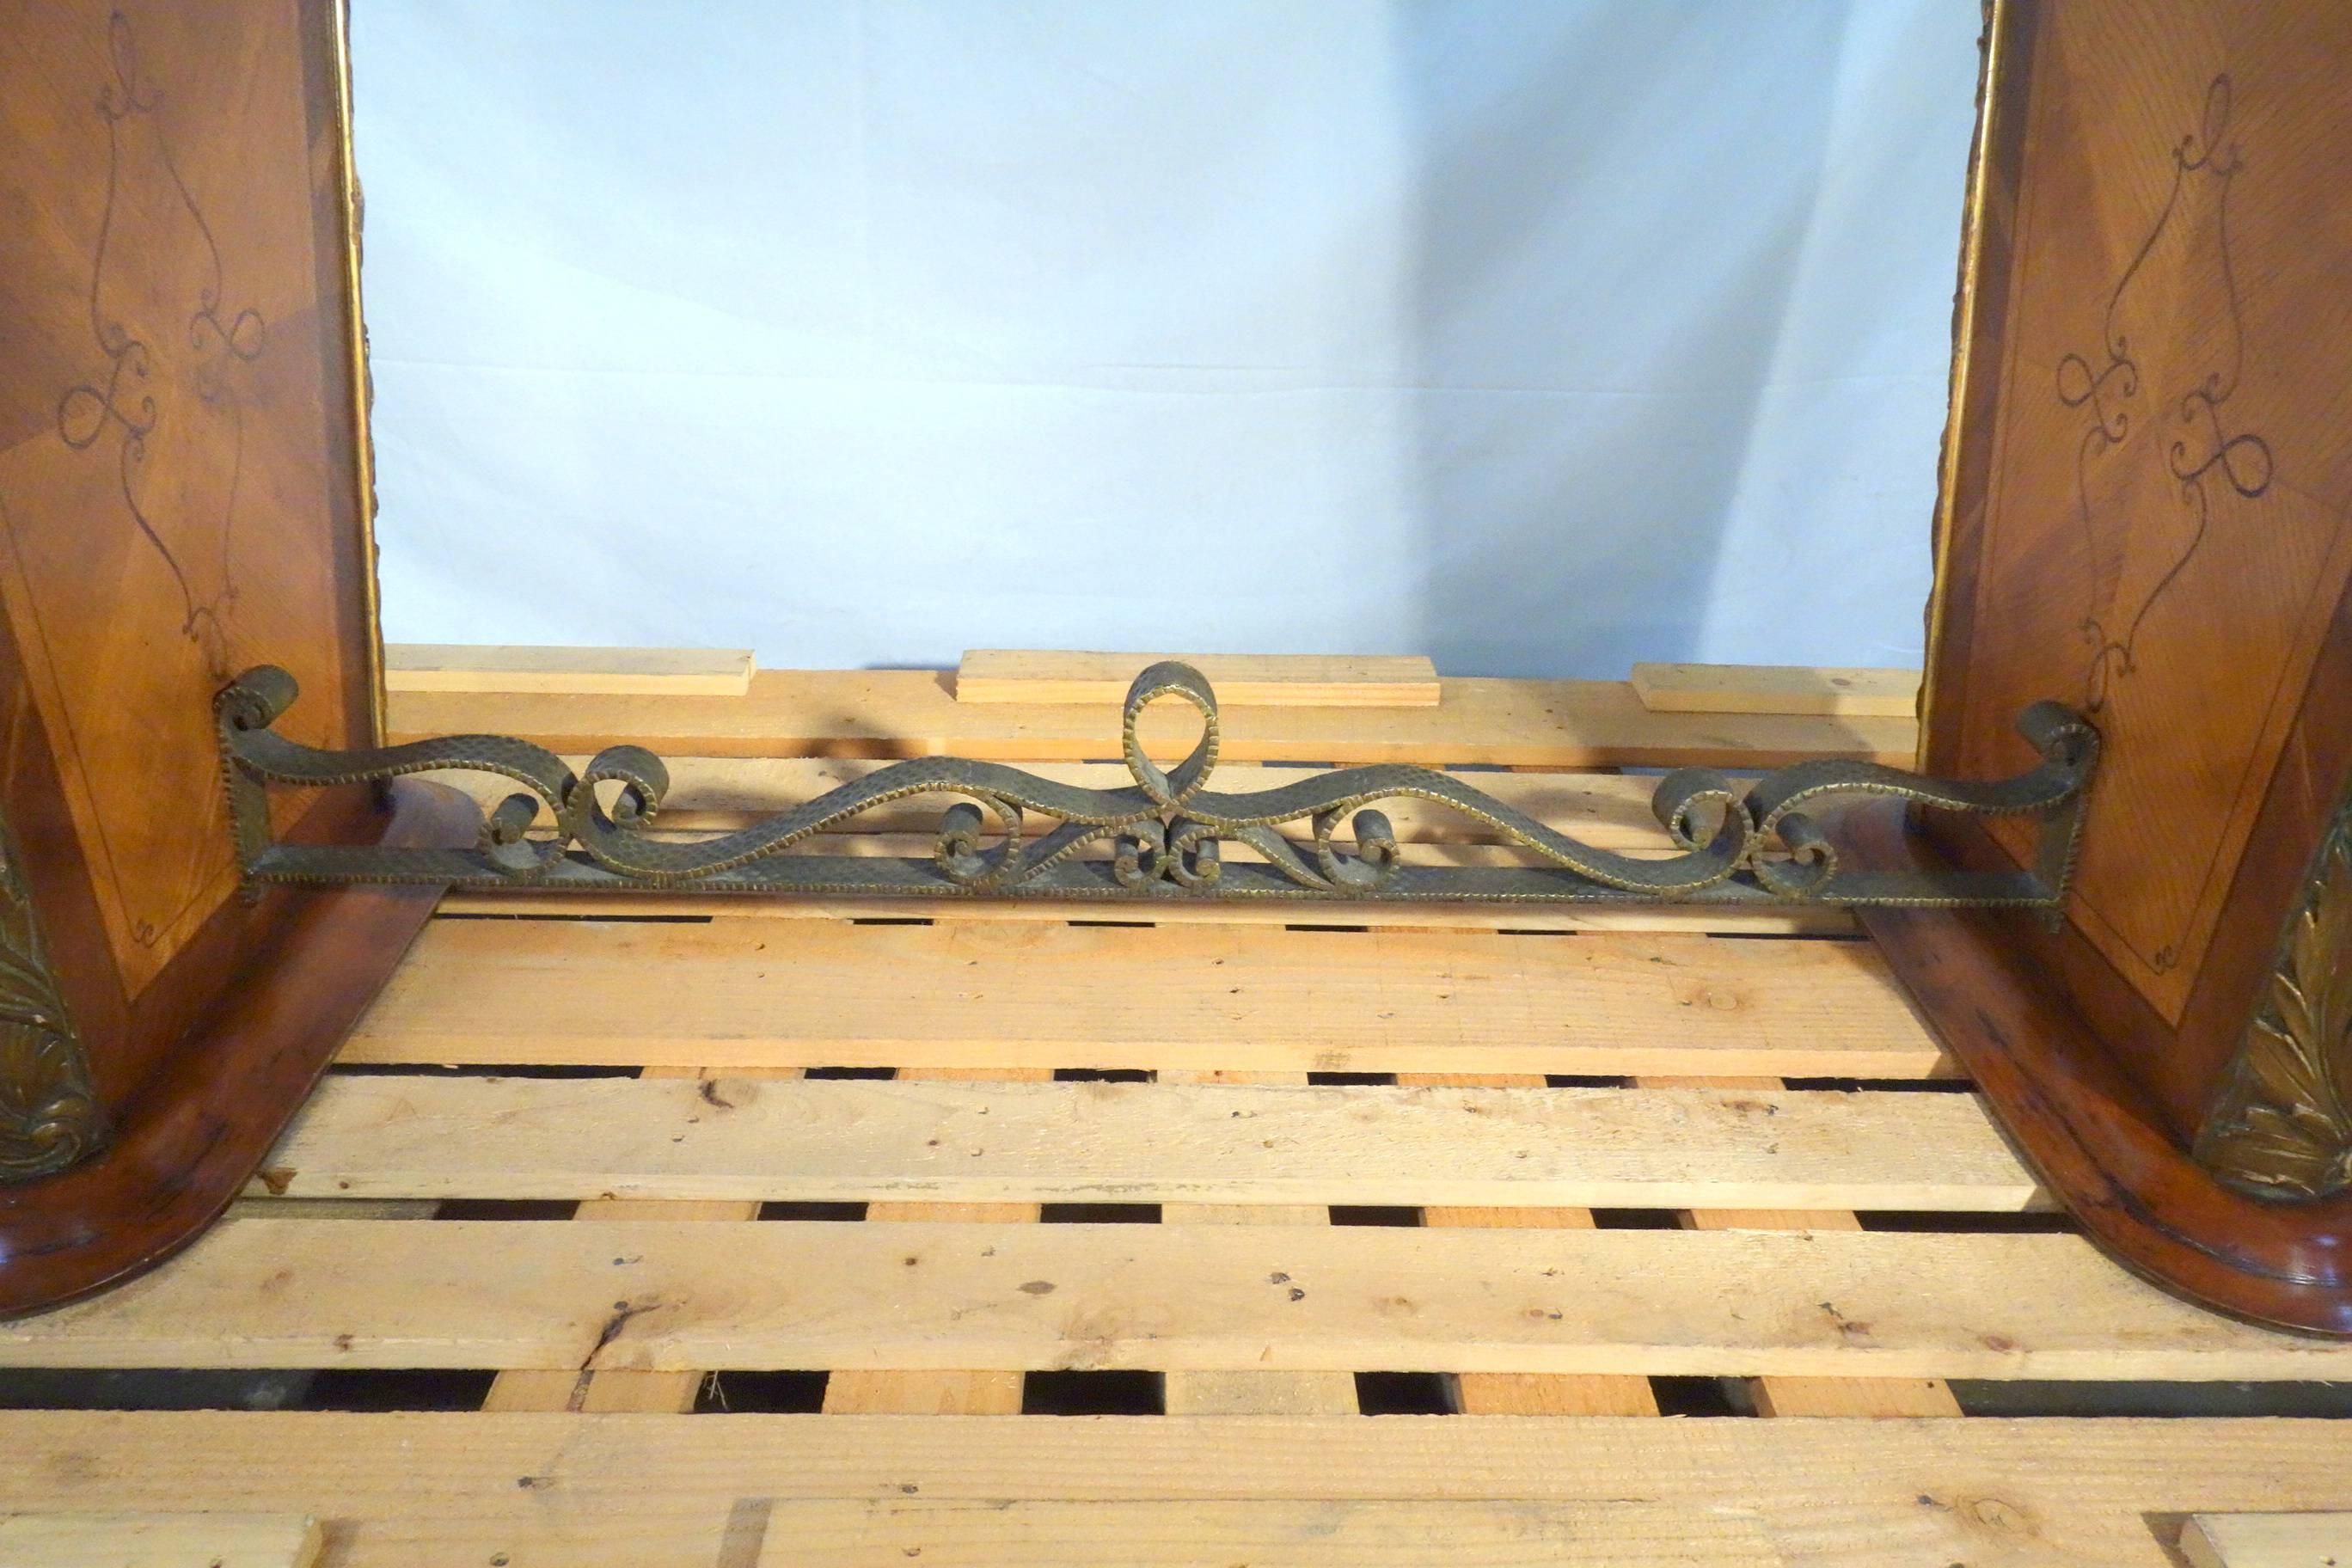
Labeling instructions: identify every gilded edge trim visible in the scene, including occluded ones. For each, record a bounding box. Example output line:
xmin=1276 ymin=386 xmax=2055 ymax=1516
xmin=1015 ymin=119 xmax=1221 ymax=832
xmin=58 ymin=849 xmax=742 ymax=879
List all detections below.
xmin=0 ymin=805 xmax=102 ymax=1182
xmin=2196 ymin=787 xmax=2352 ymax=1201
xmin=1918 ymin=0 xmax=2014 ymax=769
xmin=328 ymin=0 xmax=385 ymax=747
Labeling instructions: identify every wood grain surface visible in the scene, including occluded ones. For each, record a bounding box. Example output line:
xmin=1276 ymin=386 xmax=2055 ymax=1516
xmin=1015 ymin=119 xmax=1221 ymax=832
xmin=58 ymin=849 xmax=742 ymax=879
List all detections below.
xmin=1909 ymin=0 xmax=2352 ymax=1331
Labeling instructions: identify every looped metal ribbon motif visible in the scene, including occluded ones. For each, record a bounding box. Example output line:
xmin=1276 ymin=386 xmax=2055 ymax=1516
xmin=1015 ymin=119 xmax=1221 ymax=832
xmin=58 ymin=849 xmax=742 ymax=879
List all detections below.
xmin=217 ymin=659 xmax=2098 ymax=910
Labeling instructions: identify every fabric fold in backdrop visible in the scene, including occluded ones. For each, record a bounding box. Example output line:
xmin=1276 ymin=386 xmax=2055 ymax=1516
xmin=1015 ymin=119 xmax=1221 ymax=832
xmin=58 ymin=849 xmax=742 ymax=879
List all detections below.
xmin=354 ymin=0 xmax=1977 ymax=677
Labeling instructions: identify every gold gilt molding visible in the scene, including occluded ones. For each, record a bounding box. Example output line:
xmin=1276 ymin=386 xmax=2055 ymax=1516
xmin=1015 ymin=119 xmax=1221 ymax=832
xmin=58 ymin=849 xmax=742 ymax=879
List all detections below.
xmin=0 ymin=807 xmax=101 ymax=1181
xmin=2198 ymin=793 xmax=2352 ymax=1200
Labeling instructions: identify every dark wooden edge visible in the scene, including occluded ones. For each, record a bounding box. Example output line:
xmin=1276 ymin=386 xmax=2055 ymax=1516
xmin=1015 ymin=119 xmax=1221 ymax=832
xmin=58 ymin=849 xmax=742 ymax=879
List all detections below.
xmin=1918 ymin=0 xmax=2034 ymax=764
xmin=0 ymin=779 xmax=474 ymax=1318
xmin=1857 ymin=803 xmax=2352 ymax=1338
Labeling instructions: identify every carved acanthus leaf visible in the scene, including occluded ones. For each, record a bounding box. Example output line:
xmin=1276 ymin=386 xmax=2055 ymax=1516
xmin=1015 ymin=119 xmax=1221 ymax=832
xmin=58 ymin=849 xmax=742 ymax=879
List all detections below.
xmin=0 ymin=820 xmax=101 ymax=1181
xmin=2198 ymin=812 xmax=2352 ymax=1199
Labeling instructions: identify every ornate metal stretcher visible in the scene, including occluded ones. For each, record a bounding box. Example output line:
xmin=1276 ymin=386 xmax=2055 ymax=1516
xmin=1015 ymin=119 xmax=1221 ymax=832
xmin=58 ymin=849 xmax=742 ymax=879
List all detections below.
xmin=214 ymin=661 xmax=2098 ymax=912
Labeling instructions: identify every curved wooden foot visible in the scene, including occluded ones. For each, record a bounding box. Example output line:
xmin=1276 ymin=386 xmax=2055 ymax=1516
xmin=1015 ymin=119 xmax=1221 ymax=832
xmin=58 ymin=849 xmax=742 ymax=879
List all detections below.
xmin=0 ymin=780 xmax=477 ymax=1317
xmin=1857 ymin=806 xmax=2352 ymax=1337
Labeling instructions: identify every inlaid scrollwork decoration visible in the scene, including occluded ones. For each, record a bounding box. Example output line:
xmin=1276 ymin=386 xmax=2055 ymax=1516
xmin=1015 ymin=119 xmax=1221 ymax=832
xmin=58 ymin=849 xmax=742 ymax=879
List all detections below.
xmin=2055 ymin=73 xmax=2273 ymax=715
xmin=2197 ymin=793 xmax=2352 ymax=1201
xmin=217 ymin=660 xmax=2098 ymax=911
xmin=0 ymin=811 xmax=101 ymax=1182
xmin=55 ymin=10 xmax=266 ymax=683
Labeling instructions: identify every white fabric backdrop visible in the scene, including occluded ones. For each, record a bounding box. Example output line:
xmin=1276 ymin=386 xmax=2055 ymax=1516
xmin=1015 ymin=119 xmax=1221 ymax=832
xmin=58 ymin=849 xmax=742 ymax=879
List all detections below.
xmin=352 ymin=1 xmax=1980 ymax=679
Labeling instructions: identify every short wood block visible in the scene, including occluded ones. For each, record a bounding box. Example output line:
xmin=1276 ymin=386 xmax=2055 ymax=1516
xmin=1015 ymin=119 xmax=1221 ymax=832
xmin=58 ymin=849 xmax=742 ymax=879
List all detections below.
xmin=956 ymin=650 xmax=1441 ymax=707
xmin=2182 ymin=1512 xmax=2352 ymax=1568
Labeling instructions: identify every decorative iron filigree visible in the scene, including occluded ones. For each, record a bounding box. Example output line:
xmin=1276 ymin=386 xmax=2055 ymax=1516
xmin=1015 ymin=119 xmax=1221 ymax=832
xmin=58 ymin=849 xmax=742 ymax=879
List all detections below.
xmin=218 ymin=661 xmax=2098 ymax=910
xmin=0 ymin=809 xmax=101 ymax=1183
xmin=2196 ymin=793 xmax=2352 ymax=1201
xmin=55 ymin=10 xmax=266 ymax=681
xmin=2055 ymin=73 xmax=2272 ymax=714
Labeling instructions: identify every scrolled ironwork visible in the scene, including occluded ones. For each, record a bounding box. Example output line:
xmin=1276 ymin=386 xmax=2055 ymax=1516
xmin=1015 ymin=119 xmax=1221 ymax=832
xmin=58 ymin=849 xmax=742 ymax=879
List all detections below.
xmin=218 ymin=660 xmax=2096 ymax=910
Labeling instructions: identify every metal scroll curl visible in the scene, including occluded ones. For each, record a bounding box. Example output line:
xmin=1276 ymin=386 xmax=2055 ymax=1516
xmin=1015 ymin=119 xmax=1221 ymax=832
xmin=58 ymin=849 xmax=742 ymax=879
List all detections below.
xmin=217 ymin=661 xmax=2097 ymax=910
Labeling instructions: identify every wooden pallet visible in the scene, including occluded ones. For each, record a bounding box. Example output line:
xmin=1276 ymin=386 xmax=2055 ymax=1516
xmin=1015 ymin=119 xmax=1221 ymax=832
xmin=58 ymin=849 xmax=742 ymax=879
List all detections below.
xmin=4 ymin=654 xmax=2349 ymax=1568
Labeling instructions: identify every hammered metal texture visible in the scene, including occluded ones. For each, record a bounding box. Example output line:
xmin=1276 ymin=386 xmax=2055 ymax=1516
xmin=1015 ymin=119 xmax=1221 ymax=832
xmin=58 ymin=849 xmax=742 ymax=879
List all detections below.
xmin=219 ymin=661 xmax=2098 ymax=910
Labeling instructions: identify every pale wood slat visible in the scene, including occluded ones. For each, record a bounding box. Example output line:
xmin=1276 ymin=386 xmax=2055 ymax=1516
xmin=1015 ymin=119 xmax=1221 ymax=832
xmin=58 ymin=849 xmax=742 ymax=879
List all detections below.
xmin=11 ymin=1219 xmax=2350 ymax=1381
xmin=256 ymin=1075 xmax=2034 ymax=1212
xmin=432 ymin=889 xmax=1852 ymax=936
xmin=823 ymin=1067 xmax=1052 ymax=1418
xmin=6 ymin=1412 xmax=2352 ymax=1568
xmin=1160 ymin=1069 xmax=1358 ymax=1418
xmin=1717 ymin=1206 xmax=1964 ymax=1420
xmin=1630 ymin=663 xmax=1920 ymax=719
xmin=1640 ymin=1073 xmax=1964 ymax=1419
xmin=1397 ymin=1071 xmax=1657 ymax=1418
xmin=956 ymin=651 xmax=1442 ymax=707
xmin=2184 ymin=1512 xmax=2352 ymax=1568
xmin=483 ymin=1066 xmax=800 ymax=1417
xmin=0 ymin=1512 xmax=321 ymax=1568
xmin=386 ymin=670 xmax=1916 ymax=769
xmin=343 ymin=922 xmax=1941 ymax=1079
xmin=757 ymin=1499 xmax=1774 ymax=1566
xmin=383 ymin=644 xmax=755 ymax=696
